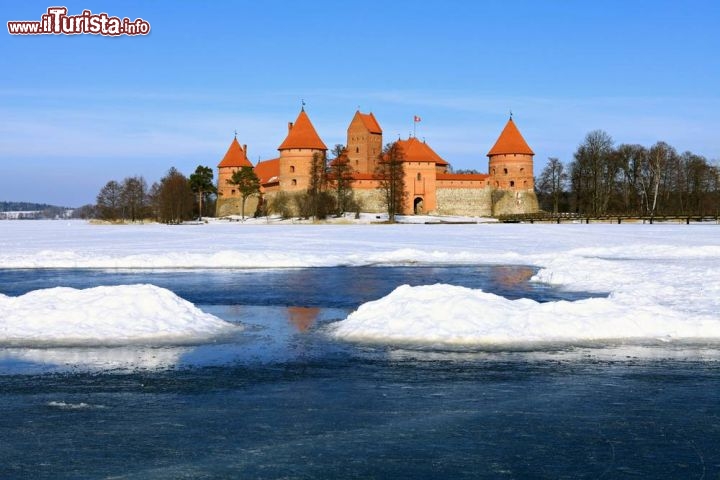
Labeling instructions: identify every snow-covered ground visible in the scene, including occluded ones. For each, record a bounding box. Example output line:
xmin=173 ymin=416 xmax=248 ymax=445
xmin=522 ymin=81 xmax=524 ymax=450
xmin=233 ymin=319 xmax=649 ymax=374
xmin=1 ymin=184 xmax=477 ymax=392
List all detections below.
xmin=1 ymin=220 xmax=719 ymax=346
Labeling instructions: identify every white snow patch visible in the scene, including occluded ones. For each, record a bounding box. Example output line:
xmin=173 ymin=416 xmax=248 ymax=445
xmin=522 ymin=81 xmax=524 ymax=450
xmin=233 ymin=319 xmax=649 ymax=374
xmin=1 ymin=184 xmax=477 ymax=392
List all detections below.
xmin=0 ymin=284 xmax=238 ymax=347
xmin=330 ymin=284 xmax=720 ymax=346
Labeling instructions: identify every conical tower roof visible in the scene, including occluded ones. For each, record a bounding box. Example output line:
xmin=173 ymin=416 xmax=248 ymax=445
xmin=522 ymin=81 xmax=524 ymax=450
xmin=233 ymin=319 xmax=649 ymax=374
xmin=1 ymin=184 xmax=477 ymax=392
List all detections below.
xmin=218 ymin=137 xmax=253 ymax=168
xmin=278 ymin=110 xmax=327 ymax=151
xmin=487 ymin=118 xmax=534 ymax=156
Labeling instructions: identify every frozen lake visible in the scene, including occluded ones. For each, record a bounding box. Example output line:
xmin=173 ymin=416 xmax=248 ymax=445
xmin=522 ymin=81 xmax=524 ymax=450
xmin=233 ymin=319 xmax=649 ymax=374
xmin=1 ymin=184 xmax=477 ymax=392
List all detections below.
xmin=1 ymin=221 xmax=719 ymax=478
xmin=1 ymin=265 xmax=719 ymax=479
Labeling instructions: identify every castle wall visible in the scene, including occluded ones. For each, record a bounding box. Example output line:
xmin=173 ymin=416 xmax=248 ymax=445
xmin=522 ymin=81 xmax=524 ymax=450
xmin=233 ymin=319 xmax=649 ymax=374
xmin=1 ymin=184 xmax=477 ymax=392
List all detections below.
xmin=216 ymin=194 xmax=260 ymax=218
xmin=435 ymin=187 xmax=493 ymax=216
xmin=352 ymin=188 xmax=386 ymax=213
xmin=216 ymin=165 xmax=261 ymax=217
xmin=491 ymin=189 xmax=539 ymax=216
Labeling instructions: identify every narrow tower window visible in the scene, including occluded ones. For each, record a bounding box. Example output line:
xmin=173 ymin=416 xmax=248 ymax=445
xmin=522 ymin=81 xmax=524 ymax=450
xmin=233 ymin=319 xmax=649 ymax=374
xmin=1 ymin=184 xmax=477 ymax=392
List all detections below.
xmin=290 ymin=165 xmax=295 ymax=173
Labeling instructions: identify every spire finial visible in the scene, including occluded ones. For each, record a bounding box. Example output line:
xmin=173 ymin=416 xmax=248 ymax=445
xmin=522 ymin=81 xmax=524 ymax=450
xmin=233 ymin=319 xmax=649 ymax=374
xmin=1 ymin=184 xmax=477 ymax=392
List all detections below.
xmin=509 ymin=109 xmax=513 ymax=120
xmin=234 ymin=129 xmax=238 ymax=139
xmin=301 ymin=99 xmax=306 ymax=111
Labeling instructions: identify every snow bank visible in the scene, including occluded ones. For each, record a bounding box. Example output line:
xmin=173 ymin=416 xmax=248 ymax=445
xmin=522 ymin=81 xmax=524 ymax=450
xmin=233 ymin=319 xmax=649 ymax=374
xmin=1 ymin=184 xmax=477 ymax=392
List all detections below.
xmin=330 ymin=284 xmax=720 ymax=345
xmin=0 ymin=284 xmax=238 ymax=347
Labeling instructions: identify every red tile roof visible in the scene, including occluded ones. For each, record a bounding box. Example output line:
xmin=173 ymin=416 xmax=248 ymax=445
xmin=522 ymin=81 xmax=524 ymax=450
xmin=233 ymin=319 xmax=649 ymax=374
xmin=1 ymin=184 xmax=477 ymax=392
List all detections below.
xmin=255 ymin=158 xmax=280 ymax=185
xmin=218 ymin=138 xmax=253 ymax=168
xmin=396 ymin=137 xmax=449 ymax=166
xmin=357 ymin=111 xmax=382 ymax=134
xmin=278 ymin=110 xmax=328 ymax=151
xmin=487 ymin=118 xmax=534 ymax=156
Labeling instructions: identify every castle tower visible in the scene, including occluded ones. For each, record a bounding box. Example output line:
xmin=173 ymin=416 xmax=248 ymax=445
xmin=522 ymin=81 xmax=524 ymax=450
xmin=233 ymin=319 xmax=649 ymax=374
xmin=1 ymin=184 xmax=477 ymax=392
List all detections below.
xmin=277 ymin=109 xmax=327 ymax=192
xmin=216 ymin=136 xmax=257 ymax=216
xmin=487 ymin=117 xmax=539 ymax=215
xmin=395 ymin=137 xmax=449 ymax=214
xmin=346 ymin=111 xmax=383 ymax=173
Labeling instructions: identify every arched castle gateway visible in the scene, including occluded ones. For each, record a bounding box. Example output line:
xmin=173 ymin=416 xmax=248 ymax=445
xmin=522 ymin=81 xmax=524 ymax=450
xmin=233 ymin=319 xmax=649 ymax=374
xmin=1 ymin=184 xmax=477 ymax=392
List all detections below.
xmin=215 ymin=109 xmax=539 ymax=217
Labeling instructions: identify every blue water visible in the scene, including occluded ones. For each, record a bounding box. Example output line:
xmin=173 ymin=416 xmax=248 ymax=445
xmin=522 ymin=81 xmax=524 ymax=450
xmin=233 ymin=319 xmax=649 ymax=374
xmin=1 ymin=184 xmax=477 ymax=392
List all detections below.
xmin=1 ymin=267 xmax=719 ymax=479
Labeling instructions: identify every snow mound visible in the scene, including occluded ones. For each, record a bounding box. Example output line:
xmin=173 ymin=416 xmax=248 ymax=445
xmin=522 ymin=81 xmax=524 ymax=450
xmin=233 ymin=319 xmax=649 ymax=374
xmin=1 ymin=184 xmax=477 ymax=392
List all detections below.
xmin=330 ymin=284 xmax=720 ymax=345
xmin=0 ymin=284 xmax=238 ymax=346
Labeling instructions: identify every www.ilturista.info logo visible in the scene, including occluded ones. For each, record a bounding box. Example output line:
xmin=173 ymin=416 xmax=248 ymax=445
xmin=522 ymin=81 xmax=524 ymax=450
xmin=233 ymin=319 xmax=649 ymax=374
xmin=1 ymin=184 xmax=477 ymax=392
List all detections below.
xmin=7 ymin=7 xmax=150 ymax=36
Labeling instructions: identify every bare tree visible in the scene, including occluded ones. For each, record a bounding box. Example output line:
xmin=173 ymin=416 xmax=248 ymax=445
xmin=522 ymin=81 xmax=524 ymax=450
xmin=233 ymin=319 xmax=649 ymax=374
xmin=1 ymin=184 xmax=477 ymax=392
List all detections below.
xmin=155 ymin=167 xmax=194 ymax=223
xmin=537 ymin=158 xmax=567 ymax=213
xmin=615 ymin=144 xmax=647 ymax=214
xmin=375 ymin=142 xmax=407 ymax=222
xmin=328 ymin=145 xmax=355 ymax=216
xmin=646 ymin=141 xmax=676 ymax=217
xmin=96 ymin=180 xmax=123 ymax=220
xmin=120 ymin=176 xmax=148 ymax=222
xmin=570 ymin=130 xmax=617 ymax=215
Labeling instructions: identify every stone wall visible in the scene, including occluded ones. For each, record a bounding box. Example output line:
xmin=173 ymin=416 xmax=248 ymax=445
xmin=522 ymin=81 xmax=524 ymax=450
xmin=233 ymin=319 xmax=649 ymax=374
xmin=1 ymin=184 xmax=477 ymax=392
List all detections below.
xmin=491 ymin=189 xmax=539 ymax=216
xmin=352 ymin=189 xmax=386 ymax=213
xmin=217 ymin=187 xmax=538 ymax=218
xmin=215 ymin=195 xmax=260 ymax=218
xmin=435 ymin=188 xmax=493 ymax=216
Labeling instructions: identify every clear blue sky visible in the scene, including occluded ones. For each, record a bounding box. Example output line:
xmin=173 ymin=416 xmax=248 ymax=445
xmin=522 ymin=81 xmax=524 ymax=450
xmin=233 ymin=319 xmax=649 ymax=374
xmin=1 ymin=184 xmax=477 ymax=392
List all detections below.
xmin=2 ymin=1 xmax=719 ymax=206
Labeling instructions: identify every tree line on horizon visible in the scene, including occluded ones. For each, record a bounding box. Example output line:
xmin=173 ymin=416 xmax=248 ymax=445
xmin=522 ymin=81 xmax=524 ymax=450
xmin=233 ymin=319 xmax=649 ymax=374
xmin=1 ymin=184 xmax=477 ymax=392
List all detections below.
xmin=92 ymin=166 xmax=217 ymax=223
xmin=535 ymin=130 xmax=720 ymax=217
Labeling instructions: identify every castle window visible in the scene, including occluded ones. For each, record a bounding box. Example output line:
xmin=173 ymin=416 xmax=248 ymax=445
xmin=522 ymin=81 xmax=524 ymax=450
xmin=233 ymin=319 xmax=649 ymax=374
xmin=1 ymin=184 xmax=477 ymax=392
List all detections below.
xmin=417 ymin=173 xmax=422 ymax=181
xmin=492 ymin=168 xmax=496 ymax=175
xmin=510 ymin=180 xmax=515 ymax=187
xmin=520 ymin=167 xmax=525 ymax=173
xmin=231 ymin=189 xmax=236 ymax=195
xmin=356 ymin=147 xmax=359 ymax=153
xmin=290 ymin=165 xmax=295 ymax=173
xmin=291 ymin=179 xmax=297 ymax=186
xmin=503 ymin=168 xmax=508 ymax=175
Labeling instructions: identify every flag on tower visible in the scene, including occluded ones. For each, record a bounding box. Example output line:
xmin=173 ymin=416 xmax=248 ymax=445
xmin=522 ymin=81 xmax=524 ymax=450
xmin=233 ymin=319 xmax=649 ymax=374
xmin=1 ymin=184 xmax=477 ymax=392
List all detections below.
xmin=413 ymin=115 xmax=421 ymax=123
